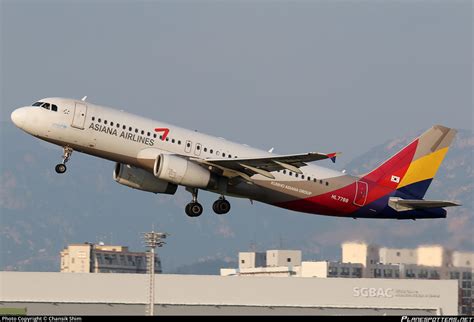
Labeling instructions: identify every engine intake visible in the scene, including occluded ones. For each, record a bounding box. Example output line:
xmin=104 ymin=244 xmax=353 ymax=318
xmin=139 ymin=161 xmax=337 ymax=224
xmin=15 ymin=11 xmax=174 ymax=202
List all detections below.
xmin=154 ymin=154 xmax=214 ymax=188
xmin=113 ymin=163 xmax=177 ymax=194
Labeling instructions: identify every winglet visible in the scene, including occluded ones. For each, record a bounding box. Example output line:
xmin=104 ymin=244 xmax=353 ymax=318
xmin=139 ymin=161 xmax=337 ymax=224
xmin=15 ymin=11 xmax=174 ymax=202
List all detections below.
xmin=81 ymin=96 xmax=87 ymax=101
xmin=327 ymin=152 xmax=340 ymax=163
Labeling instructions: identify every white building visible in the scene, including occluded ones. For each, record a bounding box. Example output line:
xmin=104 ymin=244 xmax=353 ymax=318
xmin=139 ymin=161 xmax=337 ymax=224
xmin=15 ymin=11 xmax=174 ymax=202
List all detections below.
xmin=452 ymin=251 xmax=474 ymax=269
xmin=379 ymin=247 xmax=417 ymax=266
xmin=266 ymin=250 xmax=301 ymax=267
xmin=221 ymin=243 xmax=473 ymax=314
xmin=238 ymin=252 xmax=266 ymax=269
xmin=0 ymin=272 xmax=458 ymax=315
xmin=300 ymin=261 xmax=363 ymax=278
xmin=60 ymin=243 xmax=161 ymax=274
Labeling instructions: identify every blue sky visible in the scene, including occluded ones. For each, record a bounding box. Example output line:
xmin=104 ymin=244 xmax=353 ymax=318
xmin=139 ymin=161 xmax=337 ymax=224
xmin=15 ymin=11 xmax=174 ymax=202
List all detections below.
xmin=1 ymin=0 xmax=471 ymax=159
xmin=1 ymin=0 xmax=472 ymax=271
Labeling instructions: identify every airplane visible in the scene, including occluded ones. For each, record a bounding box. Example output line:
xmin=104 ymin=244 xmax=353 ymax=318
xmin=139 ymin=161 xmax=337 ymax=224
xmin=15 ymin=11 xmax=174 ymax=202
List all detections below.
xmin=10 ymin=97 xmax=460 ymax=219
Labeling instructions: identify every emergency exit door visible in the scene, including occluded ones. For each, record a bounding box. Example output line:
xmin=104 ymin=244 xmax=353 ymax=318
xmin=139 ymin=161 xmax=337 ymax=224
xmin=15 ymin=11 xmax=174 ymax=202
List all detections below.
xmin=353 ymin=181 xmax=368 ymax=207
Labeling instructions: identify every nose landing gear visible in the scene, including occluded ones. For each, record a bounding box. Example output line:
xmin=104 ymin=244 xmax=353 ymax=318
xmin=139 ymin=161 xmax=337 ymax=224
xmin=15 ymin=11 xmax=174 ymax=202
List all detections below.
xmin=185 ymin=188 xmax=203 ymax=217
xmin=55 ymin=147 xmax=73 ymax=174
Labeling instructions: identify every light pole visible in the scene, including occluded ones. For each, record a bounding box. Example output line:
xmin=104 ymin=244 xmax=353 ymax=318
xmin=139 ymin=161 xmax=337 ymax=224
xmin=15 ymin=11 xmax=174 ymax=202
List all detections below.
xmin=142 ymin=230 xmax=168 ymax=316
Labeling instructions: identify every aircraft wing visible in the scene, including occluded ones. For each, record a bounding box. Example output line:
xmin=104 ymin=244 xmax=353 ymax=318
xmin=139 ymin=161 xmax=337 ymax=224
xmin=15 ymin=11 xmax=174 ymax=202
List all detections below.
xmin=191 ymin=152 xmax=340 ymax=181
xmin=388 ymin=197 xmax=461 ymax=212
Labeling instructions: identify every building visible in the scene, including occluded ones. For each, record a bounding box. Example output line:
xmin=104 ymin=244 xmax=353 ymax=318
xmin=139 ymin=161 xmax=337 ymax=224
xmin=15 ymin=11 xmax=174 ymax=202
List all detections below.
xmin=0 ymin=272 xmax=458 ymax=315
xmin=341 ymin=242 xmax=473 ymax=315
xmin=222 ymin=250 xmax=302 ymax=277
xmin=220 ymin=243 xmax=473 ymax=315
xmin=452 ymin=251 xmax=474 ymax=269
xmin=266 ymin=250 xmax=301 ymax=267
xmin=238 ymin=251 xmax=266 ymax=269
xmin=379 ymin=247 xmax=417 ymax=266
xmin=60 ymin=243 xmax=161 ymax=274
xmin=300 ymin=261 xmax=363 ymax=278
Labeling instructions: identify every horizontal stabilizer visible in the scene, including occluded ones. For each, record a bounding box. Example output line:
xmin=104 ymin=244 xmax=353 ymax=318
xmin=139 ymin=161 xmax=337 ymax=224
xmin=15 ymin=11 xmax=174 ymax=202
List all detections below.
xmin=388 ymin=197 xmax=461 ymax=212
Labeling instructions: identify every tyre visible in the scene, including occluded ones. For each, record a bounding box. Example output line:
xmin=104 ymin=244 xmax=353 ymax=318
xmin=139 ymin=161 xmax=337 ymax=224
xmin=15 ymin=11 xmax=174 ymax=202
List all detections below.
xmin=55 ymin=164 xmax=67 ymax=174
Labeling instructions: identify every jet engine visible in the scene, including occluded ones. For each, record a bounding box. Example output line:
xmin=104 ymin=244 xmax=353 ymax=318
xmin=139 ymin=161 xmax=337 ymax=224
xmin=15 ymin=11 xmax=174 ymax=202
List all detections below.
xmin=153 ymin=154 xmax=216 ymax=188
xmin=113 ymin=163 xmax=177 ymax=194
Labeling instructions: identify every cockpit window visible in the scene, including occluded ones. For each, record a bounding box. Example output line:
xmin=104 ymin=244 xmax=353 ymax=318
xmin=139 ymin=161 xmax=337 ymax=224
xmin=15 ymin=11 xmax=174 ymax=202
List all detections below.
xmin=32 ymin=101 xmax=58 ymax=112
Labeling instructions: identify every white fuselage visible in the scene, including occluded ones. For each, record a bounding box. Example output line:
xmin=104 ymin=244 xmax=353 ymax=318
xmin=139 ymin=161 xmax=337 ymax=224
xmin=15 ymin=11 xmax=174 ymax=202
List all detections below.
xmin=11 ymin=97 xmax=349 ymax=209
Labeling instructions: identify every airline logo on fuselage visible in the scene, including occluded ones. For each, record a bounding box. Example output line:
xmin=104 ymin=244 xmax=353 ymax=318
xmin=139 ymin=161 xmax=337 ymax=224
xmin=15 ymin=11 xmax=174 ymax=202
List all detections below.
xmin=88 ymin=123 xmax=170 ymax=147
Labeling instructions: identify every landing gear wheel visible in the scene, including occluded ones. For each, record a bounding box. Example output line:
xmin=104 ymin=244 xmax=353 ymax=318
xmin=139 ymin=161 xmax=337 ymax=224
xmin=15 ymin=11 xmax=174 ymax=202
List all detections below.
xmin=185 ymin=202 xmax=203 ymax=217
xmin=213 ymin=198 xmax=231 ymax=215
xmin=55 ymin=146 xmax=73 ymax=174
xmin=55 ymin=164 xmax=67 ymax=174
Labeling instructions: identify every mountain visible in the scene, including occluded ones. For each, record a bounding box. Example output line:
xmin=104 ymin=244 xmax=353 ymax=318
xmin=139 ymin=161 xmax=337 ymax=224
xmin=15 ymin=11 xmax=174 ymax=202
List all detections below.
xmin=0 ymin=124 xmax=472 ymax=273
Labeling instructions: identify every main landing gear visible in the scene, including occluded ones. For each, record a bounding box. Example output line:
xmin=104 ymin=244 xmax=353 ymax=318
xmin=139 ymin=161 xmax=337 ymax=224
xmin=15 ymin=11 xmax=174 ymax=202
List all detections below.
xmin=55 ymin=146 xmax=73 ymax=174
xmin=185 ymin=188 xmax=204 ymax=217
xmin=184 ymin=189 xmax=231 ymax=217
xmin=213 ymin=196 xmax=231 ymax=215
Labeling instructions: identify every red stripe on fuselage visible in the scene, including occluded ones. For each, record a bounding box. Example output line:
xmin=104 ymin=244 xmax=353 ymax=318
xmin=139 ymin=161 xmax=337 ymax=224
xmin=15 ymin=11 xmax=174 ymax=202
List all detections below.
xmin=275 ymin=140 xmax=418 ymax=216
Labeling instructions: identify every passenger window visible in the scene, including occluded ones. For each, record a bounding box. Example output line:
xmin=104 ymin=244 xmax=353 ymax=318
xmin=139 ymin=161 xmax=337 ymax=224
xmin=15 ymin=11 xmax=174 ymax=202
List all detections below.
xmin=92 ymin=117 xmax=95 ymax=121
xmin=52 ymin=104 xmax=58 ymax=112
xmin=307 ymin=177 xmax=311 ymax=181
xmin=283 ymin=170 xmax=286 ymax=174
xmin=141 ymin=130 xmax=144 ymax=135
xmin=302 ymin=175 xmax=305 ymax=179
xmin=147 ymin=132 xmax=150 ymax=137
xmin=289 ymin=172 xmax=293 ymax=176
xmin=128 ymin=127 xmax=132 ymax=131
xmin=326 ymin=182 xmax=329 ymax=186
xmin=110 ymin=122 xmax=114 ymax=126
xmin=178 ymin=140 xmax=181 ymax=145
xmin=320 ymin=180 xmax=323 ymax=184
xmin=135 ymin=128 xmax=138 ymax=133
xmin=160 ymin=135 xmax=163 ymax=140
xmin=104 ymin=120 xmax=107 ymax=125
xmin=222 ymin=152 xmax=225 ymax=157
xmin=166 ymin=137 xmax=169 ymax=141
xmin=295 ymin=173 xmax=299 ymax=178
xmin=187 ymin=142 xmax=191 ymax=148
xmin=210 ymin=149 xmax=213 ymax=154
xmin=98 ymin=118 xmax=102 ymax=123
xmin=228 ymin=154 xmax=232 ymax=158
xmin=116 ymin=123 xmax=120 ymax=128
xmin=313 ymin=179 xmax=317 ymax=183
xmin=204 ymin=147 xmax=207 ymax=152
xmin=171 ymin=139 xmax=175 ymax=143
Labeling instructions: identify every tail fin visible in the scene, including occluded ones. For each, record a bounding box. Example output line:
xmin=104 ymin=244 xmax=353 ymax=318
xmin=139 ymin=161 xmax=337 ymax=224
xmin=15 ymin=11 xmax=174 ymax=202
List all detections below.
xmin=363 ymin=125 xmax=457 ymax=199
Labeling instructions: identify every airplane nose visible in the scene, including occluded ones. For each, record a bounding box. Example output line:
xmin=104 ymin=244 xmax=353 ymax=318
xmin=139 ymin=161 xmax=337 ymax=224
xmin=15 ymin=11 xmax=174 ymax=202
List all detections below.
xmin=11 ymin=108 xmax=25 ymax=128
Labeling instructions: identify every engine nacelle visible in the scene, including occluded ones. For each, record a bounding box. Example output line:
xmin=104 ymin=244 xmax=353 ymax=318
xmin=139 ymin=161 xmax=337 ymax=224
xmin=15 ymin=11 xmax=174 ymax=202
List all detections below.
xmin=153 ymin=154 xmax=213 ymax=188
xmin=113 ymin=163 xmax=178 ymax=194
